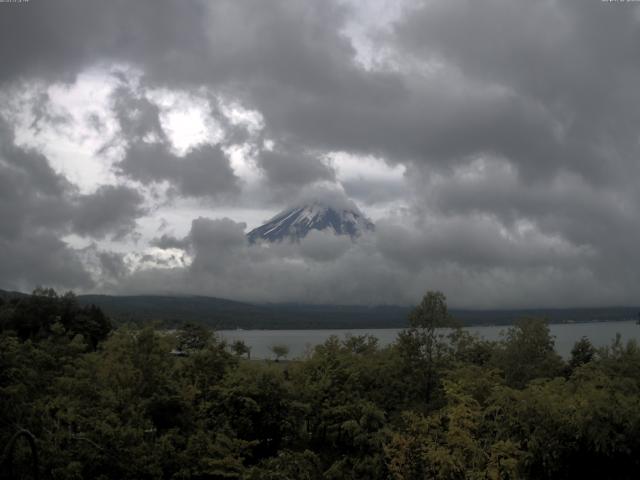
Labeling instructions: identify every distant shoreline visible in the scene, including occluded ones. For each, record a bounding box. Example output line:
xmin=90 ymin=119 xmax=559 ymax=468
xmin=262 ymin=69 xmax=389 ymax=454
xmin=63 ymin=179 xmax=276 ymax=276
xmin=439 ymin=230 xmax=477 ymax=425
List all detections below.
xmin=216 ymin=318 xmax=639 ymax=331
xmin=3 ymin=289 xmax=638 ymax=330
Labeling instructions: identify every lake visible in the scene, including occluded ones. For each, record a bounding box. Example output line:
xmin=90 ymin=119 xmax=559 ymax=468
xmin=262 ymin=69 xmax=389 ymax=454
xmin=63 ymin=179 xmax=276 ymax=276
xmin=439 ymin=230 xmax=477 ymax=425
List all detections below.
xmin=219 ymin=321 xmax=640 ymax=359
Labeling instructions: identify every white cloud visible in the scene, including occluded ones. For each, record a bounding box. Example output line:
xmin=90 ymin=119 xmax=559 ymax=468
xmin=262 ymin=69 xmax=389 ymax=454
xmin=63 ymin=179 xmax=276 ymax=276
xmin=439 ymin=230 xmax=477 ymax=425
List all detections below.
xmin=146 ymin=88 xmax=224 ymax=155
xmin=8 ymin=68 xmax=122 ymax=193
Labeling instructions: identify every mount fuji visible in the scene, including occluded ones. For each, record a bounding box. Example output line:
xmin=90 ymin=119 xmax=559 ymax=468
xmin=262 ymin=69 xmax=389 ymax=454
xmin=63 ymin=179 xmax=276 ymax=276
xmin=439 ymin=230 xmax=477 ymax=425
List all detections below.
xmin=247 ymin=202 xmax=375 ymax=244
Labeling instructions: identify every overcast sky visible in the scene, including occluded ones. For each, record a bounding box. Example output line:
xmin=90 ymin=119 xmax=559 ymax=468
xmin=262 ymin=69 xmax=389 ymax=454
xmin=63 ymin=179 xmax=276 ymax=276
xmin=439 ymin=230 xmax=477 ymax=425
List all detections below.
xmin=1 ymin=0 xmax=640 ymax=308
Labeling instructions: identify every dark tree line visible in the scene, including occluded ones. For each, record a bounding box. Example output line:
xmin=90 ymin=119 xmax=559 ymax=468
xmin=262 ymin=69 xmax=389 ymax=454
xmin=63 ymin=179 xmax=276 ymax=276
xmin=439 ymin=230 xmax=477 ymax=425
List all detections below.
xmin=0 ymin=288 xmax=111 ymax=349
xmin=2 ymin=290 xmax=640 ymax=479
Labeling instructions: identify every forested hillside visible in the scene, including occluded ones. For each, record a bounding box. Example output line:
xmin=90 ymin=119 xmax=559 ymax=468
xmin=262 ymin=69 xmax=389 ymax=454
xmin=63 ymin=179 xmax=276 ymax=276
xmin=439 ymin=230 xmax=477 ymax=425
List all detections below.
xmin=76 ymin=292 xmax=640 ymax=329
xmin=77 ymin=294 xmax=411 ymax=329
xmin=3 ymin=289 xmax=637 ymax=330
xmin=2 ymin=290 xmax=640 ymax=479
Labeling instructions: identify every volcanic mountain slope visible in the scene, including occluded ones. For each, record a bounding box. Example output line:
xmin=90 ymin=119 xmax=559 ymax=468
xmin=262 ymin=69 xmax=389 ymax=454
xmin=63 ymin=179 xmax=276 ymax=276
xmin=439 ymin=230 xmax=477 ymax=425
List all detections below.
xmin=247 ymin=203 xmax=375 ymax=243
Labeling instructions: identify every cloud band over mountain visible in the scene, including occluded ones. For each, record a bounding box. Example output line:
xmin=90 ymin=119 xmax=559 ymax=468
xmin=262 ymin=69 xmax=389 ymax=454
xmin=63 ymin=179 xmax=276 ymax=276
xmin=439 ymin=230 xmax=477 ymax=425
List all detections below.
xmin=1 ymin=0 xmax=639 ymax=308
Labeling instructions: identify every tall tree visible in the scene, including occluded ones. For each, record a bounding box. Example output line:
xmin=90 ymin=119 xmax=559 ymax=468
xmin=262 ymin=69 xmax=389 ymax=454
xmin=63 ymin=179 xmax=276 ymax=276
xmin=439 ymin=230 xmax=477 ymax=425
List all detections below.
xmin=176 ymin=322 xmax=212 ymax=352
xmin=493 ymin=318 xmax=565 ymax=388
xmin=270 ymin=344 xmax=290 ymax=362
xmin=397 ymin=291 xmax=452 ymax=405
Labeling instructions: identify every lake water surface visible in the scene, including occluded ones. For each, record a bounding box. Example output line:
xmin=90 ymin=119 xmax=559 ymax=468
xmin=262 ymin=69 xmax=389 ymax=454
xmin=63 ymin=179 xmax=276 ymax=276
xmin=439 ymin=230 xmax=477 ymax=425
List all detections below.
xmin=219 ymin=321 xmax=640 ymax=359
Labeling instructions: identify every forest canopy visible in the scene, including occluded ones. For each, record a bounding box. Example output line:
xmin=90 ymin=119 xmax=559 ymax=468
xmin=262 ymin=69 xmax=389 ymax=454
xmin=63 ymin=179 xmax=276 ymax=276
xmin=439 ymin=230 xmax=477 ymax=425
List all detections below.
xmin=1 ymin=290 xmax=640 ymax=479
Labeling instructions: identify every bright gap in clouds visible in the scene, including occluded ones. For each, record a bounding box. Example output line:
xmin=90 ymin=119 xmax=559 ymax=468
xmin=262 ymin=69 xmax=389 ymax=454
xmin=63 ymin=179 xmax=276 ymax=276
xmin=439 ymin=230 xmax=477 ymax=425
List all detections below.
xmin=330 ymin=151 xmax=406 ymax=183
xmin=10 ymin=68 xmax=122 ymax=193
xmin=327 ymin=151 xmax=409 ymax=220
xmin=220 ymin=100 xmax=264 ymax=135
xmin=146 ymin=88 xmax=224 ymax=156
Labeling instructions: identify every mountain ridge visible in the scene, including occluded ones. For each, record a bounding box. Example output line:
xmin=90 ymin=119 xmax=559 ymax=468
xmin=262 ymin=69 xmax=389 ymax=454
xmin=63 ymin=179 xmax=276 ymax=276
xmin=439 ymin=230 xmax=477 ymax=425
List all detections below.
xmin=3 ymin=289 xmax=638 ymax=330
xmin=247 ymin=202 xmax=375 ymax=244
xmin=77 ymin=293 xmax=640 ymax=330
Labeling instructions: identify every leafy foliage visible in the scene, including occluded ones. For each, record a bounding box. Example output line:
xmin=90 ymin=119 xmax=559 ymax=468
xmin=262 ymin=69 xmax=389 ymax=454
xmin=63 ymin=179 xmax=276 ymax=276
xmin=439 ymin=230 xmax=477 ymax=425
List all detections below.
xmin=2 ymin=290 xmax=640 ymax=479
xmin=0 ymin=288 xmax=111 ymax=349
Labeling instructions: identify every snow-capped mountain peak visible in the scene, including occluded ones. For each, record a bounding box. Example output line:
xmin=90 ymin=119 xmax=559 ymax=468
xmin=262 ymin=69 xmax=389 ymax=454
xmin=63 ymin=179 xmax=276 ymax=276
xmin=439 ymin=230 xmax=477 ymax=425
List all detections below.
xmin=247 ymin=202 xmax=375 ymax=244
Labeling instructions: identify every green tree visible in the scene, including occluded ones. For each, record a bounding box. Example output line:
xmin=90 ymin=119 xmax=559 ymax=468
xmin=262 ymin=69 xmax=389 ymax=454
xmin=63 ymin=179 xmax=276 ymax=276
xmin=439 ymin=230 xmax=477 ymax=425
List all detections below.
xmin=246 ymin=449 xmax=322 ymax=479
xmin=396 ymin=291 xmax=452 ymax=404
xmin=181 ymin=337 xmax=237 ymax=404
xmin=270 ymin=344 xmax=290 ymax=361
xmin=342 ymin=334 xmax=379 ymax=355
xmin=447 ymin=328 xmax=496 ymax=366
xmin=217 ymin=364 xmax=304 ymax=460
xmin=231 ymin=339 xmax=251 ymax=359
xmin=569 ymin=336 xmax=596 ymax=371
xmin=0 ymin=289 xmax=111 ymax=348
xmin=492 ymin=318 xmax=565 ymax=388
xmin=385 ymin=387 xmax=521 ymax=480
xmin=176 ymin=322 xmax=212 ymax=352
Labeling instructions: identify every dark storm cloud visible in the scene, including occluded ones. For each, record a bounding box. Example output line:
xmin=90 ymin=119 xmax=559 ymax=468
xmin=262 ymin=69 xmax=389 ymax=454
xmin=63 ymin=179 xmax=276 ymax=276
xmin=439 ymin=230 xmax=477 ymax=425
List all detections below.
xmin=119 ymin=216 xmax=394 ymax=304
xmin=0 ymin=118 xmax=70 ymax=235
xmin=110 ymin=84 xmax=168 ymax=143
xmin=392 ymin=0 xmax=640 ymax=184
xmin=0 ymin=0 xmax=400 ymax=157
xmin=0 ymin=116 xmax=147 ymax=290
xmin=3 ymin=0 xmax=640 ymax=306
xmin=0 ymin=0 xmax=210 ymax=85
xmin=97 ymin=250 xmax=128 ymax=280
xmin=150 ymin=233 xmax=190 ymax=251
xmin=0 ymin=117 xmax=88 ymax=289
xmin=258 ymin=147 xmax=335 ymax=188
xmin=341 ymin=177 xmax=406 ymax=206
xmin=108 ymin=82 xmax=241 ymax=199
xmin=374 ymin=215 xmax=590 ymax=273
xmin=73 ymin=185 xmax=146 ymax=240
xmin=188 ymin=217 xmax=248 ymax=272
xmin=118 ymin=214 xmax=597 ymax=308
xmin=3 ymin=0 xmax=639 ymax=182
xmin=0 ymin=114 xmax=146 ymax=241
xmin=117 ymin=142 xmax=240 ymax=199
xmin=0 ymin=232 xmax=93 ymax=292
xmin=1 ymin=0 xmax=541 ymax=170
xmin=162 ymin=217 xmax=248 ymax=258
